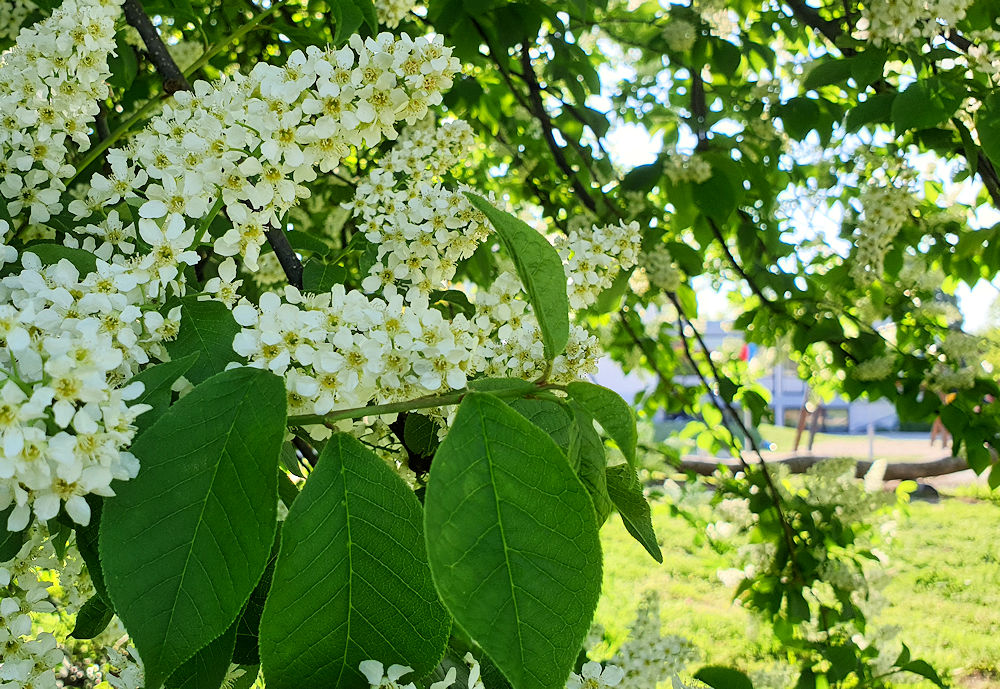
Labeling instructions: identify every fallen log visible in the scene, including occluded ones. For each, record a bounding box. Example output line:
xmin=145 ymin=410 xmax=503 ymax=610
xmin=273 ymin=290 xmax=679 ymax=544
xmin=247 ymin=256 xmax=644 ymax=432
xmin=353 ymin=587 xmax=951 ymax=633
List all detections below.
xmin=675 ymin=454 xmax=970 ymax=480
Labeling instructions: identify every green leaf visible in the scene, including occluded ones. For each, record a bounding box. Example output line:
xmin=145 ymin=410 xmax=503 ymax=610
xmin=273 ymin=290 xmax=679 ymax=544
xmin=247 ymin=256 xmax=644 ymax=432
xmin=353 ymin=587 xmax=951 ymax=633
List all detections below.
xmin=850 ymin=47 xmax=886 ymax=87
xmin=803 ymin=57 xmax=854 ymax=91
xmin=692 ymin=164 xmax=739 ymax=222
xmin=127 ymin=353 xmax=200 ymax=435
xmin=424 ymin=393 xmax=603 ymax=689
xmin=901 ymin=660 xmax=946 ymax=688
xmin=403 ymin=413 xmax=442 ymax=457
xmin=100 ymin=367 xmax=287 ymax=689
xmin=232 ymin=533 xmax=278 ymax=666
xmin=589 ymin=268 xmax=632 ymax=314
xmin=695 ymin=666 xmax=755 ymax=689
xmin=0 ymin=507 xmax=30 ymax=562
xmin=165 ymin=300 xmax=243 ymax=384
xmin=566 ymin=381 xmax=637 ymax=466
xmin=330 ymin=0 xmax=374 ymax=44
xmin=463 ymin=193 xmax=569 ymax=360
xmin=165 ymin=621 xmax=239 ymax=689
xmin=74 ymin=498 xmax=108 ymax=601
xmin=22 ymin=243 xmax=98 ymax=275
xmin=70 ymin=595 xmax=114 ymax=639
xmin=507 ymin=398 xmax=575 ymax=459
xmin=777 ymin=97 xmax=820 ymax=140
xmin=978 ymin=109 xmax=1000 ymax=167
xmin=605 ymin=465 xmax=662 ymax=563
xmin=49 ymin=518 xmax=71 ymax=559
xmin=302 ymin=258 xmax=346 ymax=293
xmin=286 ymin=230 xmax=334 ymax=256
xmin=892 ymin=78 xmax=962 ymax=132
xmin=429 ymin=289 xmax=476 ymax=318
xmin=569 ymin=403 xmax=612 ymax=526
xmin=260 ymin=434 xmax=450 ymax=689
xmin=468 ymin=378 xmax=537 ymax=396
xmin=108 ymin=34 xmax=138 ymax=90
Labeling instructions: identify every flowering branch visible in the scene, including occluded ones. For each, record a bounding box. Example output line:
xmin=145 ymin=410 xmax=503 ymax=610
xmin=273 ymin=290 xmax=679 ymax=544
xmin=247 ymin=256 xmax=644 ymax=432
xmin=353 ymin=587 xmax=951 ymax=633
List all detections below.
xmin=782 ymin=0 xmax=1000 ymax=209
xmin=123 ymin=0 xmax=305 ymax=288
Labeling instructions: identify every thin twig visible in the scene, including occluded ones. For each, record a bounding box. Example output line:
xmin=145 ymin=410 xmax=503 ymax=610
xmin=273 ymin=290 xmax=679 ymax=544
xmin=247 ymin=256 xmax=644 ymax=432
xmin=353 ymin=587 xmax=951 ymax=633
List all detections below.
xmin=519 ymin=47 xmax=598 ymax=214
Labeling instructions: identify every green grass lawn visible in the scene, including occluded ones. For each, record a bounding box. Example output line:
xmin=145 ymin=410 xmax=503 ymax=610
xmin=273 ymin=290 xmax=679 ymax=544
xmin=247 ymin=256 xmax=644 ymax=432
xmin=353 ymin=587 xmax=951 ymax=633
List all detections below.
xmin=596 ymin=494 xmax=1000 ymax=688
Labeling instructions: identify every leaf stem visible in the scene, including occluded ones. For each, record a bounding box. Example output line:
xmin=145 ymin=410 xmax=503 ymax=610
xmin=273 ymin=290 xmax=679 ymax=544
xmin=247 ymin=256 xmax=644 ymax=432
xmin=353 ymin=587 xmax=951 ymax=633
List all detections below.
xmin=287 ymin=382 xmax=560 ymax=428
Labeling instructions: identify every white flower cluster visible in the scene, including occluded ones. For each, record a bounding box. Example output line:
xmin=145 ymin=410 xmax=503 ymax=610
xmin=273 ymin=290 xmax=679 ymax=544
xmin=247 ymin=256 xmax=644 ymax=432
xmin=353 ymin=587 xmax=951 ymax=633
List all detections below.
xmin=662 ymin=152 xmax=712 ymax=185
xmin=0 ymin=527 xmax=83 ymax=688
xmin=566 ymin=662 xmax=625 ymax=689
xmin=359 ymin=656 xmax=626 ymax=689
xmin=233 ymin=285 xmax=486 ymax=427
xmin=858 ymin=0 xmax=974 ymax=46
xmin=849 ymin=181 xmax=918 ymax=286
xmin=0 ymin=0 xmax=121 ymax=226
xmin=661 ymin=18 xmax=697 ymax=53
xmin=104 ymin=644 xmax=144 ymax=689
xmin=375 ymin=0 xmax=416 ymax=29
xmin=800 ymin=457 xmax=893 ymax=523
xmin=0 ymin=249 xmax=162 ymax=530
xmin=360 ymin=659 xmax=456 ymax=689
xmin=609 ymin=591 xmax=699 ymax=688
xmin=347 ymin=119 xmax=489 ymax=298
xmin=927 ymin=330 xmax=990 ymax=391
xmin=554 ymin=220 xmax=642 ymax=309
xmin=850 ymin=354 xmax=896 ymax=381
xmin=640 ymin=244 xmax=683 ymax=292
xmin=79 ymin=33 xmax=460 ymax=271
xmin=475 ymin=272 xmax=602 ymax=383
xmin=0 ymin=0 xmax=38 ymax=43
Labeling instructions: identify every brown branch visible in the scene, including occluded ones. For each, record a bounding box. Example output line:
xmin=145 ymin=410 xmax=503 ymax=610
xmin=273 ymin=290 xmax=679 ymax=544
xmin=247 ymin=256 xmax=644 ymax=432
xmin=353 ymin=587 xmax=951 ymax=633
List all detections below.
xmin=264 ymin=227 xmax=304 ymax=288
xmin=674 ymin=454 xmax=969 ymax=480
xmin=690 ymin=71 xmax=709 ymax=152
xmin=782 ymin=0 xmax=850 ymax=51
xmin=519 ymin=47 xmax=598 ymax=214
xmin=668 ymin=297 xmax=802 ymax=572
xmin=123 ymin=0 xmax=191 ymax=94
xmin=95 ymin=102 xmax=111 ymax=141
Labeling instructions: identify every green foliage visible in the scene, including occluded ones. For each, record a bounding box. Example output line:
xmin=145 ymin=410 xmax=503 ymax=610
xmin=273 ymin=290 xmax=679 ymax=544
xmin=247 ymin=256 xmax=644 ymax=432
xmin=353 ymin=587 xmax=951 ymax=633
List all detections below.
xmin=695 ymin=666 xmax=755 ymax=689
xmin=69 ymin=595 xmax=114 ymax=640
xmin=0 ymin=507 xmax=29 ymax=561
xmin=165 ymin=624 xmax=238 ymax=689
xmin=127 ymin=353 xmax=200 ymax=434
xmin=464 ymin=193 xmax=569 ymax=360
xmin=424 ymin=393 xmax=603 ymax=689
xmin=259 ymin=434 xmax=449 ymax=688
xmin=100 ymin=368 xmax=287 ymax=688
xmin=605 ymin=464 xmax=662 ymax=564
xmin=165 ymin=300 xmax=244 ymax=384
xmin=566 ymin=381 xmax=638 ymax=467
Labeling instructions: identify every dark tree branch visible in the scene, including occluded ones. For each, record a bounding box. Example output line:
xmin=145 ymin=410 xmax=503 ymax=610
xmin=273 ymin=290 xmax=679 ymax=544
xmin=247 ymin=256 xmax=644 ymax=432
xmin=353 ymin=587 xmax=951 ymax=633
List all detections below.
xmin=675 ymin=454 xmax=969 ymax=480
xmin=123 ymin=0 xmax=191 ymax=94
xmin=668 ymin=300 xmax=802 ymax=573
xmin=690 ymin=71 xmax=709 ymax=152
xmin=265 ymin=227 xmax=304 ymax=288
xmin=782 ymin=0 xmax=850 ymax=51
xmin=95 ymin=101 xmax=111 ymax=141
xmin=519 ymin=48 xmax=598 ymax=214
